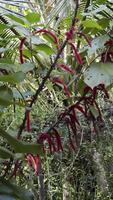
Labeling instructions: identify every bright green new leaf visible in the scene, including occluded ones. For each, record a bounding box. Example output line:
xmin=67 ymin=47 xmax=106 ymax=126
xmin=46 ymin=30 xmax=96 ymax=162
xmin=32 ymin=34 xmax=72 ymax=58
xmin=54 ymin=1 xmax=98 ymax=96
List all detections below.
xmin=6 ymin=14 xmax=25 ymax=25
xmin=82 ymin=19 xmax=102 ymax=30
xmin=25 ymin=12 xmax=40 ymax=23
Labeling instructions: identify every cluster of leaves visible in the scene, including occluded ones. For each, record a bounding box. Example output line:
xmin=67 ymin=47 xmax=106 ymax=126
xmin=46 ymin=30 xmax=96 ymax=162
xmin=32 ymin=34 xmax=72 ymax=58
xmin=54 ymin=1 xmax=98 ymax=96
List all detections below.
xmin=0 ymin=0 xmax=113 ymax=199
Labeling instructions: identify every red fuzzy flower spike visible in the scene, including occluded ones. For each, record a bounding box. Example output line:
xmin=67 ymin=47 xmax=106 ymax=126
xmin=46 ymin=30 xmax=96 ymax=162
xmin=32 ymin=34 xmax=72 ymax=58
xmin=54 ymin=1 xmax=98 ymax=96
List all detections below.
xmin=37 ymin=133 xmax=55 ymax=153
xmin=52 ymin=77 xmax=71 ymax=97
xmin=33 ymin=29 xmax=60 ymax=49
xmin=58 ymin=64 xmax=75 ymax=74
xmin=52 ymin=128 xmax=63 ymax=151
xmin=19 ymin=37 xmax=26 ymax=64
xmin=77 ymin=32 xmax=92 ymax=47
xmin=65 ymin=26 xmax=75 ymax=40
xmin=26 ymin=154 xmax=40 ymax=175
xmin=25 ymin=107 xmax=31 ymax=132
xmin=67 ymin=123 xmax=76 ymax=151
xmin=93 ymin=84 xmax=109 ymax=99
xmin=105 ymin=39 xmax=113 ymax=46
xmin=69 ymin=43 xmax=83 ymax=65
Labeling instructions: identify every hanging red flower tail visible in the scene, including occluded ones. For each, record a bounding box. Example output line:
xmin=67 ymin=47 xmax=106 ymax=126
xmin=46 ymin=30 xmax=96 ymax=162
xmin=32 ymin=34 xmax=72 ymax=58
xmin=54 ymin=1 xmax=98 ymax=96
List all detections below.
xmin=65 ymin=26 xmax=75 ymax=40
xmin=33 ymin=29 xmax=60 ymax=49
xmin=51 ymin=128 xmax=63 ymax=151
xmin=58 ymin=64 xmax=75 ymax=74
xmin=19 ymin=37 xmax=26 ymax=64
xmin=77 ymin=32 xmax=92 ymax=47
xmin=26 ymin=107 xmax=31 ymax=132
xmin=69 ymin=42 xmax=83 ymax=65
xmin=26 ymin=154 xmax=40 ymax=175
xmin=93 ymin=84 xmax=109 ymax=99
xmin=52 ymin=76 xmax=71 ymax=97
xmin=67 ymin=123 xmax=76 ymax=151
xmin=37 ymin=132 xmax=55 ymax=153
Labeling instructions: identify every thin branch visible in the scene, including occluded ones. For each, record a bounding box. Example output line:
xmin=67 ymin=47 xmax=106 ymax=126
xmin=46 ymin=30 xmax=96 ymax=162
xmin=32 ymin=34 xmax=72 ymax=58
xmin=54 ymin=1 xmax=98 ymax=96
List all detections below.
xmin=17 ymin=1 xmax=79 ymax=138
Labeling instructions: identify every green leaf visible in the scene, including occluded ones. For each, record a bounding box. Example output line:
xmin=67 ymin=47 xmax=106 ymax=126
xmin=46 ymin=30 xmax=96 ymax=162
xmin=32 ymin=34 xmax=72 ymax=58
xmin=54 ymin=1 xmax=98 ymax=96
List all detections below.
xmin=82 ymin=19 xmax=102 ymax=30
xmin=0 ymin=86 xmax=13 ymax=106
xmin=6 ymin=14 xmax=25 ymax=25
xmin=25 ymin=12 xmax=40 ymax=23
xmin=0 ymin=147 xmax=14 ymax=159
xmin=0 ymin=129 xmax=43 ymax=155
xmin=84 ymin=62 xmax=113 ymax=88
xmin=0 ymin=72 xmax=25 ymax=84
xmin=98 ymin=18 xmax=109 ymax=29
xmin=87 ymin=35 xmax=110 ymax=56
xmin=42 ymin=33 xmax=55 ymax=45
xmin=77 ymin=77 xmax=85 ymax=96
xmin=0 ymin=179 xmax=34 ymax=200
xmin=19 ymin=63 xmax=35 ymax=73
xmin=96 ymin=0 xmax=107 ymax=4
xmin=0 ymin=63 xmax=15 ymax=72
xmin=36 ymin=44 xmax=55 ymax=55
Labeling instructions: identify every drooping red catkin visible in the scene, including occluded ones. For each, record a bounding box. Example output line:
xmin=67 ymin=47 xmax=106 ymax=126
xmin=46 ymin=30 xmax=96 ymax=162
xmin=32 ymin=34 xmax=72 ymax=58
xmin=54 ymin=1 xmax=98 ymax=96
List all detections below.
xmin=37 ymin=133 xmax=54 ymax=153
xmin=26 ymin=110 xmax=31 ymax=132
xmin=69 ymin=42 xmax=83 ymax=65
xmin=52 ymin=128 xmax=63 ymax=151
xmin=67 ymin=124 xmax=76 ymax=151
xmin=105 ymin=39 xmax=113 ymax=46
xmin=25 ymin=107 xmax=31 ymax=132
xmin=52 ymin=77 xmax=71 ymax=97
xmin=33 ymin=29 xmax=60 ymax=49
xmin=65 ymin=26 xmax=75 ymax=40
xmin=19 ymin=37 xmax=26 ymax=64
xmin=58 ymin=64 xmax=75 ymax=74
xmin=77 ymin=32 xmax=92 ymax=47
xmin=26 ymin=154 xmax=40 ymax=175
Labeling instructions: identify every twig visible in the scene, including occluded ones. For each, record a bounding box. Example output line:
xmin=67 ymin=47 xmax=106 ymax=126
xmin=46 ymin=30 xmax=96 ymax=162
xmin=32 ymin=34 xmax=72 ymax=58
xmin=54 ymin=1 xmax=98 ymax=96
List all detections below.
xmin=17 ymin=1 xmax=79 ymax=138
